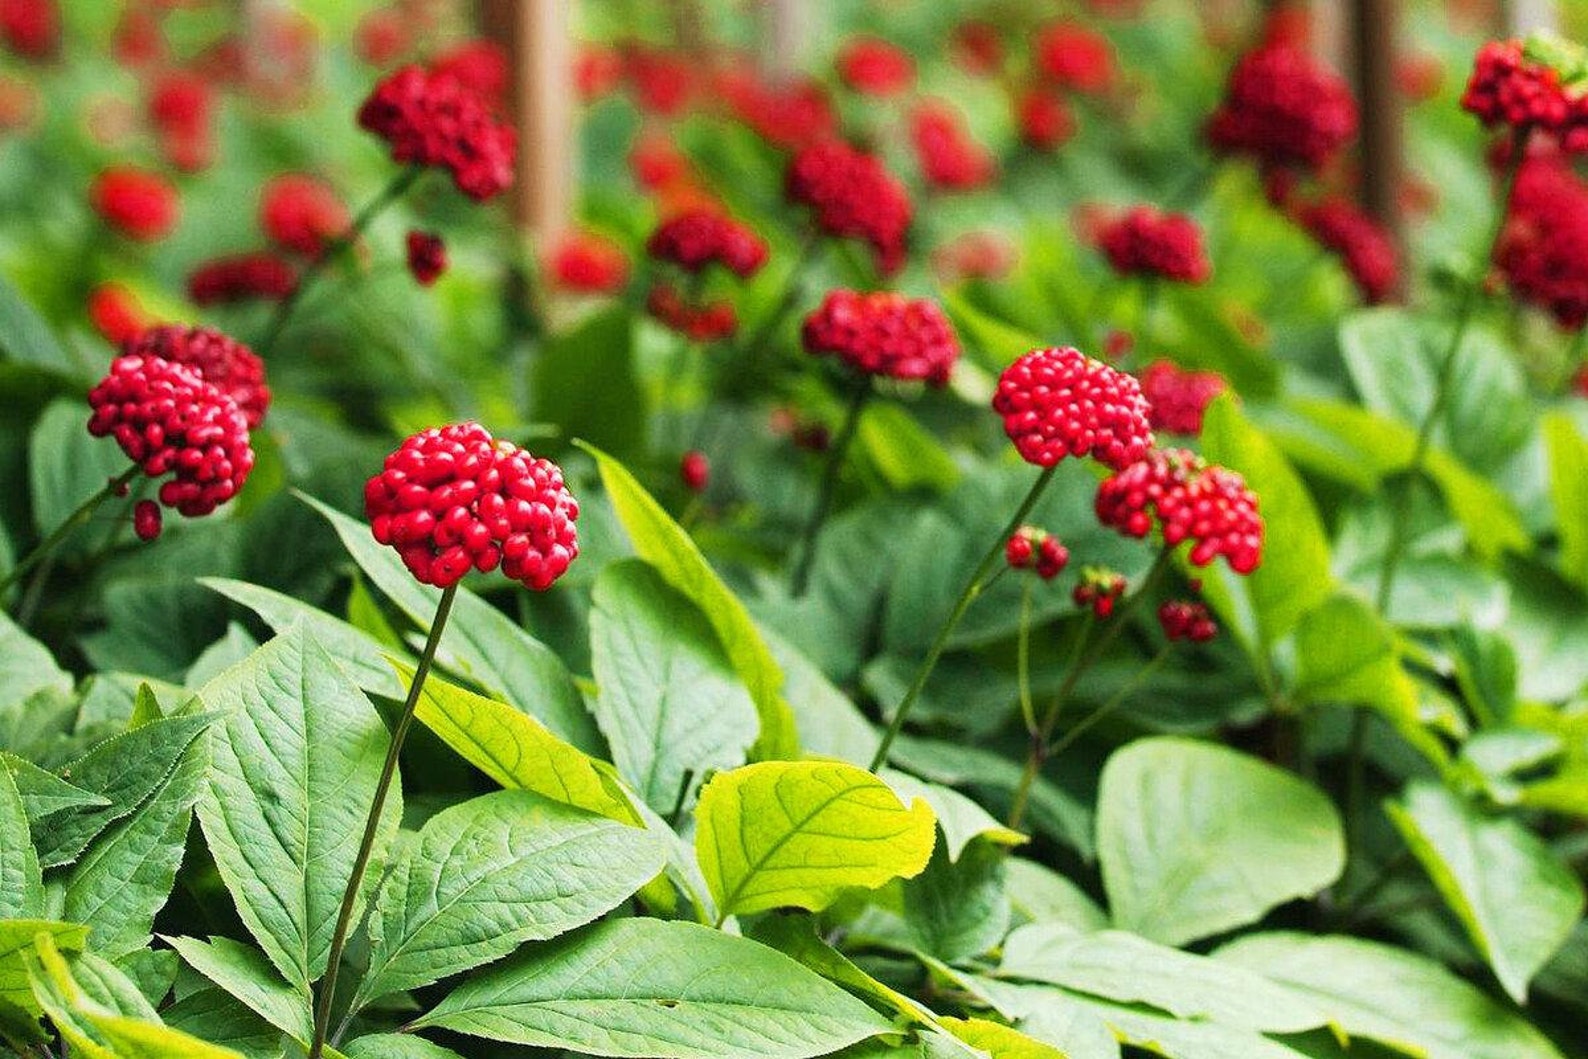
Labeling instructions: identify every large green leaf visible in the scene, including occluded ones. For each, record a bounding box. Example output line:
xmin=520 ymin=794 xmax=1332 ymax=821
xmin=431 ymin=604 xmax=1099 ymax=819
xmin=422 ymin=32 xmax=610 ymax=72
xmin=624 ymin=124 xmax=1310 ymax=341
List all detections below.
xmin=0 ymin=765 xmax=41 ymax=919
xmin=1215 ymin=932 xmax=1567 ymax=1059
xmin=884 ymin=771 xmax=1025 ymax=862
xmin=1544 ymin=413 xmax=1588 ymax=590
xmin=0 ymin=273 xmax=83 ymax=377
xmin=1004 ymin=859 xmax=1109 ymax=933
xmin=589 ymin=560 xmax=758 ymax=813
xmin=1096 ymin=737 xmax=1344 ymax=946
xmin=195 ymin=627 xmax=400 ymax=989
xmin=694 ymin=760 xmax=936 ymax=921
xmin=856 ymin=403 xmax=961 ymax=494
xmin=163 ymin=935 xmax=312 ymax=1044
xmin=939 ymin=1017 xmax=1066 ymax=1059
xmin=0 ymin=921 xmax=87 ymax=1017
xmin=1386 ymin=782 xmax=1585 ymax=1003
xmin=903 ymin=837 xmax=1011 ymax=962
xmin=358 ymin=790 xmax=664 ymax=1006
xmin=161 ymin=988 xmax=285 ymax=1057
xmin=61 ymin=731 xmax=205 ymax=957
xmin=412 ymin=918 xmax=895 ymax=1058
xmin=584 ymin=443 xmax=798 ymax=759
xmin=304 ymin=496 xmax=599 ymax=751
xmin=747 ymin=913 xmax=931 ymax=1026
xmin=0 ymin=752 xmax=107 ymax=826
xmin=407 ymin=665 xmax=638 ymax=824
xmin=0 ymin=610 xmax=71 ymax=712
xmin=27 ymin=399 xmax=130 ymax=541
xmin=533 ymin=306 xmax=648 ymax=461
xmin=1056 ymin=994 xmax=1316 ymax=1059
xmin=999 ymin=926 xmax=1324 ymax=1034
xmin=345 ymin=1035 xmax=465 ymax=1059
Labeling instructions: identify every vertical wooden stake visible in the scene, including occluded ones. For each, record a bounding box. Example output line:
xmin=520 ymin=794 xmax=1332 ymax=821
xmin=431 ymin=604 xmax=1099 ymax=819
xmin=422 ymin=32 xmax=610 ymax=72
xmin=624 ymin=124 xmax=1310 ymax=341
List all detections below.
xmin=1507 ymin=0 xmax=1560 ymax=34
xmin=759 ymin=0 xmax=811 ymax=83
xmin=1348 ymin=0 xmax=1407 ymax=299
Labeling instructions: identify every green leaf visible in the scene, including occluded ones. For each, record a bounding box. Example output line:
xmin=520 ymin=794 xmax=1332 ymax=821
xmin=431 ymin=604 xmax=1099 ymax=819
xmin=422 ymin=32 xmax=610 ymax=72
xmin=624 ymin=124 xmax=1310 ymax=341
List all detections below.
xmin=163 ymin=935 xmax=312 ymax=1044
xmin=344 ymin=1035 xmax=465 ymax=1059
xmin=533 ymin=306 xmax=648 ymax=461
xmin=304 ymin=495 xmax=600 ymax=752
xmin=0 ymin=922 xmax=87 ymax=1017
xmin=884 ymin=772 xmax=1026 ymax=862
xmin=1004 ymin=859 xmax=1109 ymax=934
xmin=412 ymin=918 xmax=894 ymax=1058
xmin=27 ymin=400 xmax=130 ymax=542
xmin=903 ymin=837 xmax=1010 ymax=962
xmin=1386 ymin=782 xmax=1585 ymax=1002
xmin=857 ymin=403 xmax=961 ymax=494
xmin=0 ymin=764 xmax=42 ymax=919
xmin=0 ymin=272 xmax=84 ymax=376
xmin=359 ymin=790 xmax=664 ymax=1006
xmin=61 ymin=730 xmax=205 ymax=957
xmin=1096 ymin=737 xmax=1344 ymax=946
xmin=36 ymin=711 xmax=215 ymax=869
xmin=78 ymin=1014 xmax=250 ymax=1059
xmin=747 ymin=913 xmax=931 ymax=1026
xmin=2 ymin=747 xmax=103 ymax=828
xmin=1545 ymin=413 xmax=1588 ymax=590
xmin=0 ymin=609 xmax=71 ymax=712
xmin=695 ymin=760 xmax=936 ymax=920
xmin=999 ymin=927 xmax=1324 ymax=1034
xmin=944 ymin=289 xmax=1044 ymax=371
xmin=195 ymin=627 xmax=401 ymax=990
xmin=590 ymin=560 xmax=759 ymax=813
xmin=1005 ymin=986 xmax=1121 ymax=1059
xmin=70 ymin=952 xmax=160 ymax=1021
xmin=162 ymin=988 xmax=286 ymax=1057
xmin=1057 ymin=995 xmax=1316 ymax=1059
xmin=583 ymin=442 xmax=799 ymax=759
xmin=1198 ymin=396 xmax=1334 ymax=646
xmin=1215 ymin=932 xmax=1568 ymax=1059
xmin=939 ymin=1017 xmax=1067 ymax=1059
xmin=406 ymin=664 xmax=639 ymax=824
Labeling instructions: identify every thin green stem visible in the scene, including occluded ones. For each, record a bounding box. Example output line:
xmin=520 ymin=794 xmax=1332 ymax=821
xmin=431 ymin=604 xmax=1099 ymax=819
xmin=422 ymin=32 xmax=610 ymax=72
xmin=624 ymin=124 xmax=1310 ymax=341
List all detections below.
xmin=735 ymin=231 xmax=821 ymax=360
xmin=791 ymin=378 xmax=871 ymax=596
xmin=258 ymin=167 xmax=422 ymax=356
xmin=1016 ymin=581 xmax=1037 ymax=736
xmin=867 ymin=465 xmax=1059 ymax=772
xmin=1046 ymin=645 xmax=1173 ymax=760
xmin=0 ymin=466 xmax=138 ymax=600
xmin=310 ymin=583 xmax=457 ymax=1059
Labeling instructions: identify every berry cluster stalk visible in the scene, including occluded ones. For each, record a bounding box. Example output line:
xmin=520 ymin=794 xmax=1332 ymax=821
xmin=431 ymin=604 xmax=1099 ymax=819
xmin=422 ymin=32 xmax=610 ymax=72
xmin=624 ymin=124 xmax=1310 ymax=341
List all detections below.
xmin=258 ymin=166 xmax=423 ymax=356
xmin=308 ymin=583 xmax=457 ymax=1059
xmin=0 ymin=466 xmax=139 ymax=600
xmin=867 ymin=466 xmax=1058 ymax=772
xmin=791 ymin=377 xmax=872 ymax=596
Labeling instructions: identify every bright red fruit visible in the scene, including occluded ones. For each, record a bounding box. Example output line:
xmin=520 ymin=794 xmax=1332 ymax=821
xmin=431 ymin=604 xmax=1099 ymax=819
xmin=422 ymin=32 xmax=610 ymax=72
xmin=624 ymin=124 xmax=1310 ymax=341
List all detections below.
xmin=187 ymin=253 xmax=297 ymax=306
xmin=1073 ymin=568 xmax=1127 ymax=617
xmin=801 ymin=290 xmax=960 ymax=387
xmin=133 ymin=500 xmax=162 ymax=541
xmin=1158 ymin=599 xmax=1217 ymax=642
xmin=910 ymin=102 xmax=996 ymax=191
xmin=786 ymin=140 xmax=913 ymax=276
xmin=91 ymin=167 xmax=180 ymax=242
xmin=680 ymin=450 xmax=710 ymax=493
xmin=1461 ymin=40 xmax=1568 ymax=135
xmin=0 ymin=0 xmax=57 ymax=59
xmin=1035 ymin=23 xmax=1114 ymax=94
xmin=1006 ymin=526 xmax=1070 ymax=579
xmin=123 ymin=325 xmax=271 ymax=429
xmin=260 ymin=174 xmax=349 ymax=258
xmin=1138 ymin=360 xmax=1227 ymax=437
xmin=837 ymin=36 xmax=915 ymax=96
xmin=647 ymin=210 xmax=768 ymax=278
xmin=357 ymin=64 xmax=516 ymax=201
xmin=1295 ymin=197 xmax=1399 ymax=304
xmin=995 ymin=347 xmax=1154 ymax=470
xmin=1207 ymin=43 xmax=1359 ymax=175
xmin=1015 ymin=90 xmax=1076 ymax=152
xmin=1495 ymin=153 xmax=1588 ymax=330
xmin=647 ymin=283 xmax=737 ymax=342
xmin=406 ymin=230 xmax=447 ymax=286
xmin=1095 ymin=448 xmax=1263 ymax=574
xmin=87 ymin=283 xmax=149 ymax=346
xmin=1098 ymin=206 xmax=1211 ymax=284
xmin=548 ymin=230 xmax=630 ymax=294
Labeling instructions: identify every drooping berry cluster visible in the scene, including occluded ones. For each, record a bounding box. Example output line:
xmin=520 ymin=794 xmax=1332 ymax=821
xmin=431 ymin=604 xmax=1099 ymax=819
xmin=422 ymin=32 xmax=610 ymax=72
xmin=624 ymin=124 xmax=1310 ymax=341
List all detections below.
xmin=1095 ymin=448 xmax=1263 ymax=574
xmin=548 ymin=230 xmax=630 ymax=294
xmin=1495 ymin=153 xmax=1588 ymax=330
xmin=187 ymin=252 xmax=298 ymax=306
xmin=801 ymin=290 xmax=961 ymax=386
xmin=1207 ymin=43 xmax=1359 ymax=175
xmin=909 ymin=102 xmax=996 ymax=192
xmin=365 ymin=423 xmax=579 ymax=590
xmin=406 ymin=230 xmax=448 ymax=286
xmin=1295 ymin=197 xmax=1400 ymax=304
xmin=786 ymin=140 xmax=913 ymax=275
xmin=993 ymin=346 xmax=1155 ymax=470
xmin=260 ymin=174 xmax=349 ymax=258
xmin=1158 ymin=599 xmax=1217 ymax=642
xmin=1015 ymin=90 xmax=1076 ymax=152
xmin=87 ymin=355 xmax=255 ymax=517
xmin=91 ymin=166 xmax=180 ymax=242
xmin=721 ymin=71 xmax=836 ymax=150
xmin=647 ymin=283 xmax=738 ymax=342
xmin=837 ymin=36 xmax=915 ymax=97
xmin=646 ymin=210 xmax=769 ymax=278
xmin=1006 ymin=526 xmax=1070 ymax=579
xmin=357 ymin=64 xmax=516 ymax=201
xmin=1073 ymin=567 xmax=1127 ymax=618
xmin=1097 ymin=206 xmax=1211 ymax=284
xmin=1138 ymin=360 xmax=1227 ymax=437
xmin=123 ymin=324 xmax=272 ymax=429
xmin=1461 ymin=40 xmax=1572 ymax=141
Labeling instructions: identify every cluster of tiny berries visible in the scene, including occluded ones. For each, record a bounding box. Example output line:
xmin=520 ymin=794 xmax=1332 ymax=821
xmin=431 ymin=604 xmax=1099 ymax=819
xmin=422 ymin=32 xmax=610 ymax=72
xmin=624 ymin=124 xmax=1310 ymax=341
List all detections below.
xmin=365 ymin=423 xmax=579 ymax=590
xmin=786 ymin=140 xmax=912 ymax=275
xmin=1097 ymin=206 xmax=1211 ymax=285
xmin=646 ymin=209 xmax=769 ymax=278
xmin=357 ymin=64 xmax=516 ymax=202
xmin=993 ymin=346 xmax=1155 ymax=471
xmin=124 ymin=324 xmax=271 ymax=428
xmin=1461 ymin=40 xmax=1588 ymax=151
xmin=909 ymin=103 xmax=996 ymax=191
xmin=1207 ymin=42 xmax=1360 ymax=174
xmin=1073 ymin=567 xmax=1127 ymax=618
xmin=87 ymin=355 xmax=256 ymax=518
xmin=406 ymin=230 xmax=448 ymax=286
xmin=549 ymin=231 xmax=631 ymax=295
xmin=647 ymin=282 xmax=738 ymax=342
xmin=801 ymin=290 xmax=961 ymax=386
xmin=1005 ymin=526 xmax=1070 ymax=579
xmin=260 ymin=174 xmax=348 ymax=258
xmin=1095 ymin=448 xmax=1263 ymax=574
xmin=187 ymin=252 xmax=297 ymax=306
xmin=1295 ymin=197 xmax=1400 ymax=305
xmin=1158 ymin=599 xmax=1217 ymax=642
xmin=1138 ymin=360 xmax=1227 ymax=437
xmin=1495 ymin=152 xmax=1588 ymax=330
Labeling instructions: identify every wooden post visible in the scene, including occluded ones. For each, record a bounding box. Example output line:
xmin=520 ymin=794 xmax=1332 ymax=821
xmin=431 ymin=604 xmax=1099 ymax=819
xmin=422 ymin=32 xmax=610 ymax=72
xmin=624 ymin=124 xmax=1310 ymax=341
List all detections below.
xmin=1507 ymin=0 xmax=1560 ymax=33
xmin=480 ymin=0 xmax=575 ymax=248
xmin=759 ymin=0 xmax=811 ymax=83
xmin=1346 ymin=0 xmax=1406 ymax=299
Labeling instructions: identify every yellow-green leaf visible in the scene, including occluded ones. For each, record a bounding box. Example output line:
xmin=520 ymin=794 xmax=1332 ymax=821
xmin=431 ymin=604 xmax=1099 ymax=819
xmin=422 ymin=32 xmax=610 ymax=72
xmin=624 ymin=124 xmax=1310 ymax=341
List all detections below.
xmin=0 ymin=921 xmax=86 ymax=1016
xmin=940 ymin=1017 xmax=1070 ymax=1059
xmin=1545 ymin=413 xmax=1588 ymax=590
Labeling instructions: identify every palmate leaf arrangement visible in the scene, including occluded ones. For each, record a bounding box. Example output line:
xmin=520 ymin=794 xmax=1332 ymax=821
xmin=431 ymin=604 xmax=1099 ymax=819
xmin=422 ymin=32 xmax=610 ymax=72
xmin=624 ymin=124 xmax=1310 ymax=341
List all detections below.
xmin=2 ymin=4 xmax=1588 ymax=1059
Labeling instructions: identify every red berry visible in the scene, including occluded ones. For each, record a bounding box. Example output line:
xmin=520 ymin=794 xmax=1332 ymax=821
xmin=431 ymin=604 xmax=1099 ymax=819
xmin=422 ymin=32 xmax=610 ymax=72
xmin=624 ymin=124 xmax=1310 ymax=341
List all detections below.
xmin=357 ymin=64 xmax=516 ymax=202
xmin=1 ymin=0 xmax=58 ymax=60
xmin=1461 ymin=40 xmax=1569 ymax=137
xmin=260 ymin=174 xmax=349 ymax=258
xmin=406 ymin=230 xmax=448 ymax=286
xmin=837 ymin=36 xmax=914 ymax=97
xmin=1008 ymin=525 xmax=1070 ymax=579
xmin=1206 ymin=43 xmax=1359 ymax=175
xmin=993 ymin=346 xmax=1155 ymax=471
xmin=1015 ymin=90 xmax=1075 ymax=152
xmin=786 ymin=140 xmax=913 ymax=276
xmin=122 ymin=325 xmax=271 ymax=429
xmin=1158 ymin=599 xmax=1217 ymax=642
xmin=802 ymin=289 xmax=960 ymax=386
xmin=1034 ymin=22 xmax=1114 ymax=94
xmin=1095 ymin=448 xmax=1264 ymax=575
xmin=548 ymin=230 xmax=630 ymax=294
xmin=87 ymin=283 xmax=149 ymax=346
xmin=718 ymin=68 xmax=836 ymax=150
xmin=647 ymin=210 xmax=768 ymax=279
xmin=365 ymin=423 xmax=579 ymax=590
xmin=187 ymin=253 xmax=298 ymax=306
xmin=1294 ymin=197 xmax=1399 ymax=304
xmin=90 ymin=166 xmax=179 ymax=242
xmin=1138 ymin=360 xmax=1227 ymax=437
xmin=1495 ymin=152 xmax=1588 ymax=331
xmin=909 ymin=101 xmax=995 ymax=192
xmin=1097 ymin=206 xmax=1211 ymax=285
xmin=680 ymin=450 xmax=709 ymax=493
xmin=1073 ymin=567 xmax=1127 ymax=617
xmin=133 ymin=499 xmax=162 ymax=541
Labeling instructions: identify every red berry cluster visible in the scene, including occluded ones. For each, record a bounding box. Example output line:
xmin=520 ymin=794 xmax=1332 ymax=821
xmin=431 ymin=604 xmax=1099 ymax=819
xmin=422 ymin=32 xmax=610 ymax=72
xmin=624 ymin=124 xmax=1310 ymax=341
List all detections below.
xmin=1158 ymin=599 xmax=1217 ymax=642
xmin=1495 ymin=153 xmax=1588 ymax=330
xmin=837 ymin=36 xmax=915 ymax=97
xmin=1461 ymin=40 xmax=1573 ymax=141
xmin=87 ymin=355 xmax=256 ymax=517
xmin=786 ymin=140 xmax=913 ymax=276
xmin=1034 ymin=23 xmax=1114 ymax=94
xmin=1138 ymin=360 xmax=1227 ymax=437
xmin=548 ymin=230 xmax=630 ymax=294
xmin=1073 ymin=567 xmax=1127 ymax=618
xmin=1097 ymin=206 xmax=1211 ymax=284
xmin=993 ymin=346 xmax=1155 ymax=471
xmin=721 ymin=71 xmax=836 ymax=150
xmin=909 ymin=102 xmax=996 ymax=192
xmin=1207 ymin=43 xmax=1359 ymax=175
xmin=406 ymin=230 xmax=448 ymax=286
xmin=1295 ymin=197 xmax=1400 ymax=304
xmin=952 ymin=21 xmax=1004 ymax=78
xmin=260 ymin=174 xmax=349 ymax=258
xmin=365 ymin=423 xmax=579 ymax=590
xmin=680 ymin=450 xmax=710 ymax=493
xmin=123 ymin=324 xmax=271 ymax=429
xmin=1095 ymin=448 xmax=1263 ymax=574
xmin=647 ymin=282 xmax=738 ymax=342
xmin=801 ymin=289 xmax=961 ymax=386
xmin=357 ymin=64 xmax=516 ymax=202
xmin=646 ymin=210 xmax=769 ymax=278
xmin=91 ymin=166 xmax=180 ymax=242
xmin=1015 ymin=90 xmax=1076 ymax=152
xmin=187 ymin=252 xmax=298 ymax=306
xmin=1 ymin=0 xmax=57 ymax=59
xmin=1005 ymin=526 xmax=1070 ymax=579
xmin=148 ymin=70 xmax=214 ymax=173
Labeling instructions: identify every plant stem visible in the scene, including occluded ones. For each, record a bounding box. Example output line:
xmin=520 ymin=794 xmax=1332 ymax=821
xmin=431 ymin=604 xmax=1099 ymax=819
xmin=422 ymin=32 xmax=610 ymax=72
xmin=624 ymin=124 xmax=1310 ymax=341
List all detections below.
xmin=791 ymin=377 xmax=871 ymax=596
xmin=1047 ymin=645 xmax=1173 ymax=760
xmin=1016 ymin=581 xmax=1037 ymax=736
xmin=735 ymin=231 xmax=821 ymax=360
xmin=1007 ymin=550 xmax=1172 ymax=829
xmin=257 ymin=167 xmax=423 ymax=356
xmin=309 ymin=583 xmax=457 ymax=1059
xmin=867 ymin=466 xmax=1059 ymax=772
xmin=0 ymin=467 xmax=138 ymax=601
